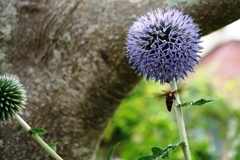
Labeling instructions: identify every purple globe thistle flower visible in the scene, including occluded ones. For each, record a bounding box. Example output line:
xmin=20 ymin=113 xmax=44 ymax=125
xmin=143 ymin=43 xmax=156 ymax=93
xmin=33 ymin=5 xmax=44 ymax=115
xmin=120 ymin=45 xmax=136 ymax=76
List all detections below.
xmin=126 ymin=8 xmax=202 ymax=84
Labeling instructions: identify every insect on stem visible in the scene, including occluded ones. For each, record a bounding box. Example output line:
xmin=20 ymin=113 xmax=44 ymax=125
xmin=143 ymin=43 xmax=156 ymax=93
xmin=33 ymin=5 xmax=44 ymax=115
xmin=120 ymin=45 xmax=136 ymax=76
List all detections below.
xmin=155 ymin=89 xmax=181 ymax=112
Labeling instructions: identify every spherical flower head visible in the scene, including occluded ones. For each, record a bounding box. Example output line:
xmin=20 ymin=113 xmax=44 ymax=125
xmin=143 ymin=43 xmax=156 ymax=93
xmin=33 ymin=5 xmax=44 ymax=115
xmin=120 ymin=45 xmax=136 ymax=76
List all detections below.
xmin=0 ymin=75 xmax=27 ymax=122
xmin=126 ymin=8 xmax=202 ymax=84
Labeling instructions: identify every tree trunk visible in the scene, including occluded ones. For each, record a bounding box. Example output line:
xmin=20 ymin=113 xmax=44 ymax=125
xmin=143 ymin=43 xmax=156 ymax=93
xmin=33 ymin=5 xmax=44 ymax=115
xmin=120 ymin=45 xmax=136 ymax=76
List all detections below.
xmin=0 ymin=0 xmax=239 ymax=159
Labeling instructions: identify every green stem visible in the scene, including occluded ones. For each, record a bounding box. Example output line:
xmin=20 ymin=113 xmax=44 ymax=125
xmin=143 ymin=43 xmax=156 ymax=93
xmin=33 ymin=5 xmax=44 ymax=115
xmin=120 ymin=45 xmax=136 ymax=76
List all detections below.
xmin=14 ymin=114 xmax=63 ymax=160
xmin=170 ymin=79 xmax=191 ymax=160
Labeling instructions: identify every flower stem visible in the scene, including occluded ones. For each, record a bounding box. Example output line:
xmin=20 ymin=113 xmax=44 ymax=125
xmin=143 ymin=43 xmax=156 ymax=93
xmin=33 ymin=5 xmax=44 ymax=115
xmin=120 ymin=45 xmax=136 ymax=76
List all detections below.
xmin=13 ymin=114 xmax=63 ymax=160
xmin=170 ymin=79 xmax=191 ymax=160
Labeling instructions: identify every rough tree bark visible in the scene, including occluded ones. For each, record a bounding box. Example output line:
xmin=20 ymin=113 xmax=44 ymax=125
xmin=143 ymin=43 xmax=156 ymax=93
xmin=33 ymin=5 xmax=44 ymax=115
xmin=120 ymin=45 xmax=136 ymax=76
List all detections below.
xmin=0 ymin=0 xmax=239 ymax=159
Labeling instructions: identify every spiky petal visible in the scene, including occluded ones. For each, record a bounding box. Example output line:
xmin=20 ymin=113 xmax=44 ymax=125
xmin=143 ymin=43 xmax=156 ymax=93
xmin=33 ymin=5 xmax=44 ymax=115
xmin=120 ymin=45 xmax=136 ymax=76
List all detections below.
xmin=0 ymin=75 xmax=27 ymax=122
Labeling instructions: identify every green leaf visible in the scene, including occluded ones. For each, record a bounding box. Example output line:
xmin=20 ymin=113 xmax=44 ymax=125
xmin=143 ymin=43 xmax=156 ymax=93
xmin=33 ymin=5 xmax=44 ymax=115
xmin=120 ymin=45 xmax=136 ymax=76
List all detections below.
xmin=192 ymin=99 xmax=213 ymax=106
xmin=106 ymin=142 xmax=120 ymax=160
xmin=177 ymin=101 xmax=193 ymax=108
xmin=137 ymin=155 xmax=153 ymax=160
xmin=152 ymin=147 xmax=165 ymax=158
xmin=138 ymin=142 xmax=185 ymax=160
xmin=28 ymin=128 xmax=47 ymax=136
xmin=177 ymin=99 xmax=213 ymax=108
xmin=42 ymin=141 xmax=58 ymax=156
xmin=177 ymin=102 xmax=193 ymax=108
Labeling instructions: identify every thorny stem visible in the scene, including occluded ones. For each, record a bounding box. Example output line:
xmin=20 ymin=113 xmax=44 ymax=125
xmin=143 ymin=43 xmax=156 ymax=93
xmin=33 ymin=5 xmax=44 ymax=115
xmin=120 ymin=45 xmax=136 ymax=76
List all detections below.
xmin=170 ymin=79 xmax=191 ymax=160
xmin=13 ymin=114 xmax=63 ymax=160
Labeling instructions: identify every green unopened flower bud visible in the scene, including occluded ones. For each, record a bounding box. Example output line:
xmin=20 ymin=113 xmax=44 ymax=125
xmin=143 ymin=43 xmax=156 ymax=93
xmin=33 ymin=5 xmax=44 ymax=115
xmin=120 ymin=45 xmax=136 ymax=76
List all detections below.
xmin=0 ymin=75 xmax=27 ymax=122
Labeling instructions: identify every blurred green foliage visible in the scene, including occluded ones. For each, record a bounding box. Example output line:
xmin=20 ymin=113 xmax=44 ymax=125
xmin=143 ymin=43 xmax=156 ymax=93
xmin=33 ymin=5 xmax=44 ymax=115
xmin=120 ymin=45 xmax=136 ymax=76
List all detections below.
xmin=97 ymin=74 xmax=240 ymax=160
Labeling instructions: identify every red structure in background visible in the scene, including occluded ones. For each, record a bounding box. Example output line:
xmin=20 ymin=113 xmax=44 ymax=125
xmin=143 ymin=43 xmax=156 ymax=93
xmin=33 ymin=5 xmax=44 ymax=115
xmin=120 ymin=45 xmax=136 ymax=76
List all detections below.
xmin=200 ymin=40 xmax=240 ymax=80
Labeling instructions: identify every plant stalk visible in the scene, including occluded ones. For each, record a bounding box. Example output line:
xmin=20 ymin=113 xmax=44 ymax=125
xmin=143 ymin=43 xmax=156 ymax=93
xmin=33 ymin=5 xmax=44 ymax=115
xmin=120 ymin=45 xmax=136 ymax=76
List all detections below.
xmin=170 ymin=79 xmax=191 ymax=160
xmin=14 ymin=114 xmax=63 ymax=160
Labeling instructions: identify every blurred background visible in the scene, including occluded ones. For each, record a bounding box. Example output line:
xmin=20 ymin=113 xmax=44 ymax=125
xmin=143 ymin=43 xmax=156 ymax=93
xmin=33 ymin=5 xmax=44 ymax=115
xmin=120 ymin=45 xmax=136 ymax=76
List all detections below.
xmin=97 ymin=19 xmax=240 ymax=160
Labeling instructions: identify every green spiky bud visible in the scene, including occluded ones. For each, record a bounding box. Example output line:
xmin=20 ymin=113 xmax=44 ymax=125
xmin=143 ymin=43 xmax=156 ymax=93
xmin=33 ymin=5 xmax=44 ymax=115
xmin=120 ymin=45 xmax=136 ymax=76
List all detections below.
xmin=0 ymin=75 xmax=27 ymax=122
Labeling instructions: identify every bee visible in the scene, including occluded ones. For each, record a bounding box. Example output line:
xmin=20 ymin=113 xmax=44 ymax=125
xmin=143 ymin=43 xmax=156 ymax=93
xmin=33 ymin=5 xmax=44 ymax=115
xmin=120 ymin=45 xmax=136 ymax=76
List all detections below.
xmin=155 ymin=89 xmax=179 ymax=112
